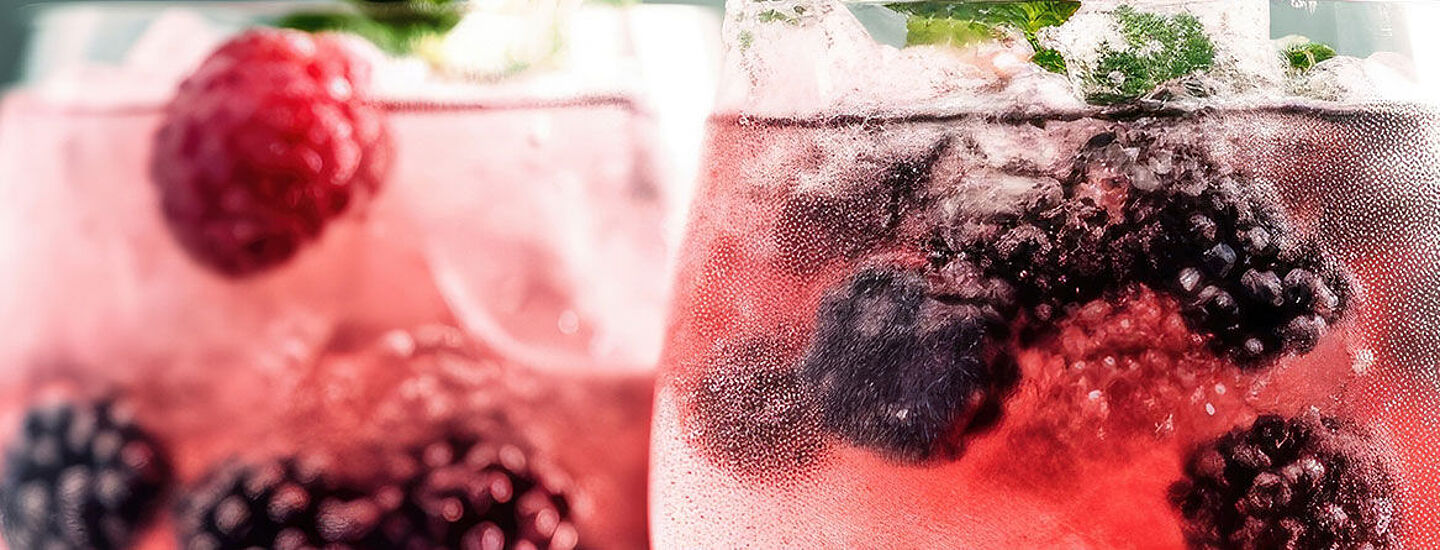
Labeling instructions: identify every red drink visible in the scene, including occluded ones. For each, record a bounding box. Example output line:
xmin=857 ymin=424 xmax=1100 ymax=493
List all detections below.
xmin=652 ymin=1 xmax=1440 ymax=547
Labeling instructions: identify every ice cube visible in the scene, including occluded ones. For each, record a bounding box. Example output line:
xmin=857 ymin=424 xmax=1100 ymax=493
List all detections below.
xmin=32 ymin=8 xmax=226 ymax=108
xmin=718 ymin=0 xmax=1084 ymax=118
xmin=431 ymin=4 xmax=569 ymax=79
xmin=392 ymin=91 xmax=668 ymax=373
xmin=1042 ymin=0 xmax=1284 ymax=104
xmin=1293 ymin=53 xmax=1421 ymax=102
xmin=124 ymin=9 xmax=225 ymax=83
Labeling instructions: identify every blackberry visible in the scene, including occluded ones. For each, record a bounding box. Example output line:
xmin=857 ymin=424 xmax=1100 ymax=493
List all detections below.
xmin=382 ymin=437 xmax=578 ymax=550
xmin=1 ymin=400 xmax=171 ymax=550
xmin=945 ymin=190 xmax=1137 ymax=324
xmin=1089 ymin=128 xmax=1353 ymax=366
xmin=687 ymin=337 xmax=826 ymax=480
xmin=774 ymin=144 xmax=943 ymax=273
xmin=799 ymin=263 xmax=1018 ymax=462
xmin=1169 ymin=413 xmax=1400 ymax=549
xmin=949 ymin=125 xmax=1352 ymax=366
xmin=175 ymin=457 xmax=392 ymax=549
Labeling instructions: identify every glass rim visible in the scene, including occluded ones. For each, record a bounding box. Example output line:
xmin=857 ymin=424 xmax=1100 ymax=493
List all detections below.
xmin=21 ymin=1 xmax=357 ymax=18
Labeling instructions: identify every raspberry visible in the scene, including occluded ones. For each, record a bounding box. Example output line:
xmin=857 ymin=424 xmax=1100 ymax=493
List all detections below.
xmin=685 ymin=337 xmax=827 ymax=480
xmin=799 ymin=262 xmax=1018 ymax=463
xmin=175 ymin=457 xmax=393 ymax=549
xmin=1017 ymin=288 xmax=1252 ymax=447
xmin=382 ymin=436 xmax=578 ymax=550
xmin=1169 ymin=413 xmax=1401 ymax=549
xmin=1085 ymin=127 xmax=1353 ymax=366
xmin=1 ymin=400 xmax=171 ymax=550
xmin=152 ymin=28 xmax=391 ymax=277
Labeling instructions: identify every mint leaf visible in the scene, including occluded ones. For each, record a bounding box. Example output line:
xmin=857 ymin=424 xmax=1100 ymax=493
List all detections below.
xmin=1283 ymin=40 xmax=1337 ymax=72
xmin=359 ymin=0 xmax=464 ymax=33
xmin=885 ymin=1 xmax=1079 ymax=72
xmin=887 ymin=1 xmax=1079 ymax=37
xmin=1032 ymin=47 xmax=1067 ymax=74
xmin=1084 ymin=6 xmax=1215 ymax=105
xmin=275 ymin=0 xmax=463 ymax=55
xmin=902 ymin=17 xmax=997 ymax=48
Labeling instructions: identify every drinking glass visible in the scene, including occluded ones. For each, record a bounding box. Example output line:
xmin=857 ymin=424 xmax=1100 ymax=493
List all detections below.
xmin=651 ymin=1 xmax=1440 ymax=547
xmin=0 ymin=1 xmax=716 ymax=548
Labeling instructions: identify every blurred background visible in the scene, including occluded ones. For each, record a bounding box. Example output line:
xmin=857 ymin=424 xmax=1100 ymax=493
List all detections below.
xmin=2 ymin=0 xmax=39 ymax=83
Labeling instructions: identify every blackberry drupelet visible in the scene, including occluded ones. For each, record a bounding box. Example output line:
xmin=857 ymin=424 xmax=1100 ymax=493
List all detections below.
xmin=1 ymin=400 xmax=171 ymax=550
xmin=799 ymin=262 xmax=1019 ymax=462
xmin=1169 ymin=413 xmax=1400 ymax=549
xmin=688 ymin=337 xmax=827 ymax=480
xmin=175 ymin=457 xmax=392 ymax=549
xmin=382 ymin=436 xmax=577 ymax=550
xmin=1090 ymin=127 xmax=1353 ymax=366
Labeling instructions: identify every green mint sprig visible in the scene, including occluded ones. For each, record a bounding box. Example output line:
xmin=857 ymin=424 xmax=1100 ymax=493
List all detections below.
xmin=276 ymin=0 xmax=464 ymax=55
xmin=884 ymin=1 xmax=1079 ymax=73
xmin=1283 ymin=39 xmax=1337 ymax=73
xmin=1084 ymin=6 xmax=1215 ymax=105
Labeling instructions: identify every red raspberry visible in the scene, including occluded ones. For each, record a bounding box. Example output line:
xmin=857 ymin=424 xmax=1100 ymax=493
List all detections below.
xmin=151 ymin=28 xmax=391 ymax=276
xmin=1013 ymin=287 xmax=1255 ymax=452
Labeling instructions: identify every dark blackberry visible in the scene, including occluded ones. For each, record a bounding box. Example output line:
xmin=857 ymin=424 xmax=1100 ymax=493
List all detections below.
xmin=175 ymin=457 xmax=392 ymax=549
xmin=773 ymin=144 xmax=944 ymax=273
xmin=950 ymin=126 xmax=1352 ymax=366
xmin=944 ymin=191 xmax=1137 ymax=325
xmin=687 ymin=337 xmax=826 ymax=480
xmin=1169 ymin=413 xmax=1401 ymax=549
xmin=1 ymin=400 xmax=171 ymax=550
xmin=383 ymin=437 xmax=577 ymax=550
xmin=1090 ymin=128 xmax=1354 ymax=366
xmin=799 ymin=262 xmax=1018 ymax=462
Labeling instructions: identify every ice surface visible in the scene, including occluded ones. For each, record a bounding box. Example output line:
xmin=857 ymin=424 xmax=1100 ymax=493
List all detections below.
xmin=719 ymin=0 xmax=1432 ymax=118
xmin=1042 ymin=0 xmax=1285 ymax=103
xmin=717 ymin=0 xmax=1081 ymax=118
